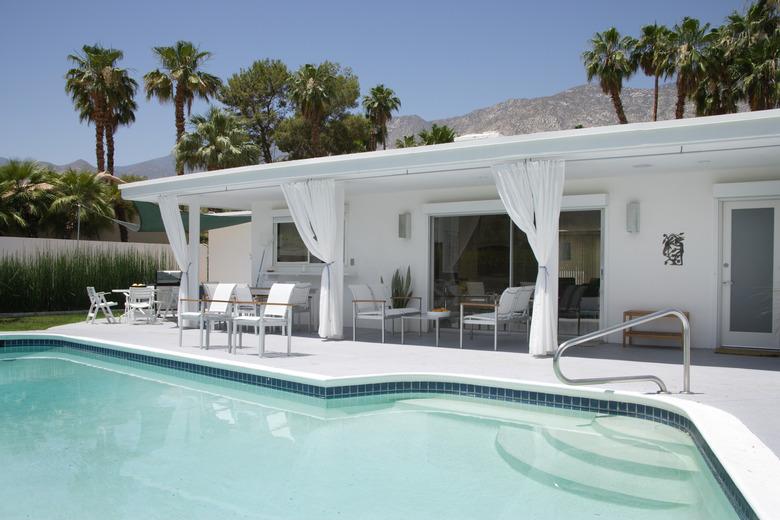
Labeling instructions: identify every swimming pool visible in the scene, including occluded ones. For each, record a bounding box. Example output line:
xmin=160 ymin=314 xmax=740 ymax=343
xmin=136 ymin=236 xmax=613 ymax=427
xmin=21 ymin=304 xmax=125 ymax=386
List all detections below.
xmin=0 ymin=341 xmax=749 ymax=519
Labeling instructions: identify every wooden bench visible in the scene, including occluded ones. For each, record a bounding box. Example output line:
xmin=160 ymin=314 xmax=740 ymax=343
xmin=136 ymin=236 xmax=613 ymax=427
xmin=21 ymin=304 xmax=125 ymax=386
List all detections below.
xmin=622 ymin=309 xmax=690 ymax=348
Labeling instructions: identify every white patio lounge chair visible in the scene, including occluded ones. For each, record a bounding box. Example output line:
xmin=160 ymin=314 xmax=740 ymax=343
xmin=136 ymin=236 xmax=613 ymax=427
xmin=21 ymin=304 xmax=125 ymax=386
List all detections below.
xmin=459 ymin=286 xmax=534 ymax=351
xmin=231 ymin=283 xmax=296 ymax=357
xmin=86 ymin=286 xmax=118 ymax=324
xmin=178 ymin=283 xmax=236 ymax=349
xmin=349 ymin=284 xmax=421 ymax=343
xmin=126 ymin=286 xmax=156 ymax=324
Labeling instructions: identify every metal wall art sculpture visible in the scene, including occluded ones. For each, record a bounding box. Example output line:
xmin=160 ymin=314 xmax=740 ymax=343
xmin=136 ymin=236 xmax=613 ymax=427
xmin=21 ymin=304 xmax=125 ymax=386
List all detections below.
xmin=662 ymin=232 xmax=685 ymax=266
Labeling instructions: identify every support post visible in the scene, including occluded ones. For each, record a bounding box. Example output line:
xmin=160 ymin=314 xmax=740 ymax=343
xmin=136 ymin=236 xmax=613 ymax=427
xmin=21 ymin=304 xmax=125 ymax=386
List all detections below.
xmin=187 ymin=203 xmax=201 ymax=325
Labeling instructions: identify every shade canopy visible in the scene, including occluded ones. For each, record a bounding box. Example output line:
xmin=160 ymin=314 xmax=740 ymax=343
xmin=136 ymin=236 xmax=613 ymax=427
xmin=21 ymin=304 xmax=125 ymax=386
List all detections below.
xmin=132 ymin=201 xmax=250 ymax=233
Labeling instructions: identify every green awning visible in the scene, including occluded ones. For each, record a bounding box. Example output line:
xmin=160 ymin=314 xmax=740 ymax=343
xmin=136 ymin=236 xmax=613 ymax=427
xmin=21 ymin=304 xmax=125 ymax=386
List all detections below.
xmin=133 ymin=201 xmax=251 ymax=233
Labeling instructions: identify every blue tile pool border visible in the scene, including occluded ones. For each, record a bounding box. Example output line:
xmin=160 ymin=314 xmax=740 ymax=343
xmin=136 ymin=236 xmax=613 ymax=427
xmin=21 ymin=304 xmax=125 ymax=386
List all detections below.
xmin=0 ymin=337 xmax=757 ymax=520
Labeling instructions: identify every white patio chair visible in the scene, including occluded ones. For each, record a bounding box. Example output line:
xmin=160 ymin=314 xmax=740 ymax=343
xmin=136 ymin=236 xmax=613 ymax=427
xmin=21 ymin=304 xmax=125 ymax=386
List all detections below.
xmin=459 ymin=286 xmax=534 ymax=351
xmin=290 ymin=283 xmax=313 ymax=333
xmin=154 ymin=286 xmax=178 ymax=319
xmin=86 ymin=286 xmax=118 ymax=324
xmin=231 ymin=284 xmax=259 ymax=344
xmin=464 ymin=281 xmax=487 ymax=300
xmin=231 ymin=283 xmax=296 ymax=357
xmin=126 ymin=286 xmax=156 ymax=324
xmin=349 ymin=284 xmax=421 ymax=343
xmin=178 ymin=283 xmax=236 ymax=349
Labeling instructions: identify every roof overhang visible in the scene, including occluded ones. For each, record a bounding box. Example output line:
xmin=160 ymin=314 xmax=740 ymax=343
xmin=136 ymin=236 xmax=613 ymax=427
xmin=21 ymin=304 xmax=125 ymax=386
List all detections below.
xmin=119 ymin=109 xmax=780 ymax=208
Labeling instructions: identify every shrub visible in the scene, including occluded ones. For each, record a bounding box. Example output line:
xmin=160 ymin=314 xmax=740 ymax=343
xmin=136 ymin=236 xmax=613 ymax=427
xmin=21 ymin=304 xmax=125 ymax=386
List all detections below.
xmin=0 ymin=247 xmax=175 ymax=313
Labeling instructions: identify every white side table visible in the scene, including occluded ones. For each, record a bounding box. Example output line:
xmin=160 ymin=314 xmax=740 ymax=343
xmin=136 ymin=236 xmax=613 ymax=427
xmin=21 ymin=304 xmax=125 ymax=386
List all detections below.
xmin=401 ymin=311 xmax=451 ymax=347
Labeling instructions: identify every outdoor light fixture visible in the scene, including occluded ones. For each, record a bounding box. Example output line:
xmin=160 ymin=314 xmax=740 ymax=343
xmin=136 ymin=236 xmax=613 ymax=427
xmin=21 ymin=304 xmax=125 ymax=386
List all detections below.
xmin=398 ymin=212 xmax=411 ymax=239
xmin=626 ymin=200 xmax=640 ymax=233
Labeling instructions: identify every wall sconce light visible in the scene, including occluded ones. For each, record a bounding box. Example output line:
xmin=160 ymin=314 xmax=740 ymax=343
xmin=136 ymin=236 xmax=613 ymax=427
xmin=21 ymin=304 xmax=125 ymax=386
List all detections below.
xmin=626 ymin=201 xmax=640 ymax=233
xmin=398 ymin=212 xmax=411 ymax=239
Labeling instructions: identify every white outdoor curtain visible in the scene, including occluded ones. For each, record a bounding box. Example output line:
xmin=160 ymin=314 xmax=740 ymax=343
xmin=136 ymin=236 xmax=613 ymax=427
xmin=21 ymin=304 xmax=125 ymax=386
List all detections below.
xmin=158 ymin=194 xmax=190 ymax=324
xmin=492 ymin=159 xmax=565 ymax=356
xmin=281 ymin=178 xmax=344 ymax=339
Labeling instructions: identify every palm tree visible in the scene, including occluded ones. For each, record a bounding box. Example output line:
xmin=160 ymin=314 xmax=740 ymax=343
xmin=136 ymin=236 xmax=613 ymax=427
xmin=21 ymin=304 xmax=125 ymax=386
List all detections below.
xmin=720 ymin=1 xmax=780 ymax=111
xmin=102 ymin=174 xmax=144 ymax=242
xmin=395 ymin=135 xmax=418 ymax=148
xmin=362 ymin=85 xmax=401 ymax=150
xmin=582 ymin=28 xmax=637 ymax=124
xmin=47 ymin=170 xmax=114 ymax=239
xmin=0 ymin=180 xmax=25 ymax=232
xmin=144 ymin=41 xmax=222 ymax=174
xmin=104 ymin=75 xmax=138 ymax=174
xmin=694 ymin=28 xmax=740 ymax=116
xmin=670 ymin=17 xmax=712 ymax=119
xmin=175 ymin=107 xmax=260 ymax=172
xmin=418 ymin=124 xmax=456 ymax=145
xmin=66 ymin=45 xmax=134 ymax=172
xmin=633 ymin=23 xmax=674 ymax=121
xmin=0 ymin=160 xmax=51 ymax=236
xmin=289 ymin=64 xmax=333 ymax=155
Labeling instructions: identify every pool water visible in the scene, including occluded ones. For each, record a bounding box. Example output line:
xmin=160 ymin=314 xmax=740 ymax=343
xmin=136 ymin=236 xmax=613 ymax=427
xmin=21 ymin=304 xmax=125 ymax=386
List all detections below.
xmin=0 ymin=351 xmax=738 ymax=519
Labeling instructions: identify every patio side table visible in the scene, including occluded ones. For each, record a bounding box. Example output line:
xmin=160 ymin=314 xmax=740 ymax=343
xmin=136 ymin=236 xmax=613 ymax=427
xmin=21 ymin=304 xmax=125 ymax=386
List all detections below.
xmin=401 ymin=311 xmax=451 ymax=347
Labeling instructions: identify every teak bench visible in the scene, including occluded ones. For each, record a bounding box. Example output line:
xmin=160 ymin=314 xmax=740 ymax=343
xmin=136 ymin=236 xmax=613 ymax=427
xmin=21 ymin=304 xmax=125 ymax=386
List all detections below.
xmin=622 ymin=309 xmax=690 ymax=348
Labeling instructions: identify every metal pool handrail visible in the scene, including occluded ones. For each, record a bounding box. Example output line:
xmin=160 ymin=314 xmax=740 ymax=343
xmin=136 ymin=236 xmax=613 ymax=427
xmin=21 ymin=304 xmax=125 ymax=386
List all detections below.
xmin=553 ymin=308 xmax=691 ymax=394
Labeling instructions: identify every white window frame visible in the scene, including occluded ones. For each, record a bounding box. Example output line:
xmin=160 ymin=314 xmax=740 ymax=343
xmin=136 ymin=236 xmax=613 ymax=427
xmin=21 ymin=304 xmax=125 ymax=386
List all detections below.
xmin=271 ymin=208 xmax=349 ymax=268
xmin=273 ymin=216 xmax=322 ymax=265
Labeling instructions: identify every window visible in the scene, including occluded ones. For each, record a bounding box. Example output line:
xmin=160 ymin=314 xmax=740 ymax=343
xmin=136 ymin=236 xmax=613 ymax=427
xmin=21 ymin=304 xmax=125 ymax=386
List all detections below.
xmin=274 ymin=220 xmax=324 ymax=264
xmin=431 ymin=210 xmax=602 ymax=332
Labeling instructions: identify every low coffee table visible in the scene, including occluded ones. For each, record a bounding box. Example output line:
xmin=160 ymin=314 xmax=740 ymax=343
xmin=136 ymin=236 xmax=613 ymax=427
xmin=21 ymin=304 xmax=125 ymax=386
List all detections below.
xmin=401 ymin=311 xmax=451 ymax=347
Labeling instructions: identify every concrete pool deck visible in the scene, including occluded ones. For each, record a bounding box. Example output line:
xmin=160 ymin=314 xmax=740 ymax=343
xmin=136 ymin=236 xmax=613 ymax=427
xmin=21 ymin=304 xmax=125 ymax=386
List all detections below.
xmin=41 ymin=320 xmax=780 ymax=458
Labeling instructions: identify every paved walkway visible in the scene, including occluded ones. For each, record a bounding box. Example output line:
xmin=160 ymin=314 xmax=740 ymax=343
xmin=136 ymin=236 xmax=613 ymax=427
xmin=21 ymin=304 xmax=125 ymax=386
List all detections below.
xmin=35 ymin=321 xmax=780 ymax=455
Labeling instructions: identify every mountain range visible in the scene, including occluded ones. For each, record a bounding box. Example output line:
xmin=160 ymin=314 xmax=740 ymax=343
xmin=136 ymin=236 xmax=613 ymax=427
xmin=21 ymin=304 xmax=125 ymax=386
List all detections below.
xmin=2 ymin=83 xmax=696 ymax=179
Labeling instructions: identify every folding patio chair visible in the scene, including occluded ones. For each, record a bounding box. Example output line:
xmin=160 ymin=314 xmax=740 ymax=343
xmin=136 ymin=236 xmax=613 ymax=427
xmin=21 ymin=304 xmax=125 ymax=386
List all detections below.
xmin=86 ymin=286 xmax=118 ymax=324
xmin=126 ymin=286 xmax=156 ymax=324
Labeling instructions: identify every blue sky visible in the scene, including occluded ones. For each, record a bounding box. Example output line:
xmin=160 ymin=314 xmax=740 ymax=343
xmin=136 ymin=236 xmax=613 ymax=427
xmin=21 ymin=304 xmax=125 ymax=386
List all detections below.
xmin=0 ymin=0 xmax=746 ymax=165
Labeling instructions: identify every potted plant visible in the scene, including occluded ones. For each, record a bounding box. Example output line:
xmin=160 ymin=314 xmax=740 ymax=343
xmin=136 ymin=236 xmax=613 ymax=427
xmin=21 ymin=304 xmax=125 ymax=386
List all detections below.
xmin=390 ymin=266 xmax=412 ymax=308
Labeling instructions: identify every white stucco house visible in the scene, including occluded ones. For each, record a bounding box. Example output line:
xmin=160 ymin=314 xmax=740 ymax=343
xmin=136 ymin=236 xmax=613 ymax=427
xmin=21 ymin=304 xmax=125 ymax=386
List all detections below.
xmin=119 ymin=109 xmax=780 ymax=353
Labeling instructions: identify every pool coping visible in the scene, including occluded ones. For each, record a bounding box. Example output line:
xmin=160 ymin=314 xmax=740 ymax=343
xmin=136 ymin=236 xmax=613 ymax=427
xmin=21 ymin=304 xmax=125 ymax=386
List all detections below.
xmin=2 ymin=332 xmax=777 ymax=519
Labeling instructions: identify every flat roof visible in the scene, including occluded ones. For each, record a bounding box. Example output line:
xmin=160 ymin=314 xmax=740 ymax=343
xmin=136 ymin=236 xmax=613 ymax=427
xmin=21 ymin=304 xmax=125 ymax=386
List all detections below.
xmin=120 ymin=109 xmax=780 ymax=207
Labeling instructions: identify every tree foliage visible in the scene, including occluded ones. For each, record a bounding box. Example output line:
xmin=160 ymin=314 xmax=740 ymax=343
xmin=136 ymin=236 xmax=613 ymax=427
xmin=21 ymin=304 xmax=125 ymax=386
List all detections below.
xmin=219 ymin=59 xmax=291 ymax=163
xmin=46 ymin=169 xmax=115 ymax=239
xmin=175 ymin=107 xmax=260 ymax=171
xmin=582 ymin=28 xmax=637 ymax=124
xmin=632 ymin=24 xmax=674 ymax=121
xmin=279 ymin=62 xmax=364 ymax=159
xmin=65 ymin=45 xmax=137 ymax=174
xmin=144 ymin=41 xmax=222 ymax=174
xmin=396 ymin=124 xmax=457 ymax=147
xmin=362 ymin=84 xmax=401 ymax=150
xmin=593 ymin=1 xmax=779 ymax=121
xmin=0 ymin=160 xmax=51 ymax=236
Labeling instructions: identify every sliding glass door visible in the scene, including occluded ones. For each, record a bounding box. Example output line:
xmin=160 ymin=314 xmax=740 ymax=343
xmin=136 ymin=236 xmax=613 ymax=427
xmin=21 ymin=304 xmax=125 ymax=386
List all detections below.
xmin=430 ymin=210 xmax=602 ymax=334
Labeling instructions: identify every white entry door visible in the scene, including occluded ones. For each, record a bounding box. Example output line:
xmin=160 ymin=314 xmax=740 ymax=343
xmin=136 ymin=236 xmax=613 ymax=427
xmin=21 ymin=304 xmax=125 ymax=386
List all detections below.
xmin=720 ymin=200 xmax=780 ymax=349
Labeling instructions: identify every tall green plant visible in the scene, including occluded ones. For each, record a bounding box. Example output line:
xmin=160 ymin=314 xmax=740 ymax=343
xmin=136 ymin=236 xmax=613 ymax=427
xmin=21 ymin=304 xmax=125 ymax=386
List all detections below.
xmin=391 ymin=266 xmax=413 ymax=309
xmin=0 ymin=247 xmax=175 ymax=313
